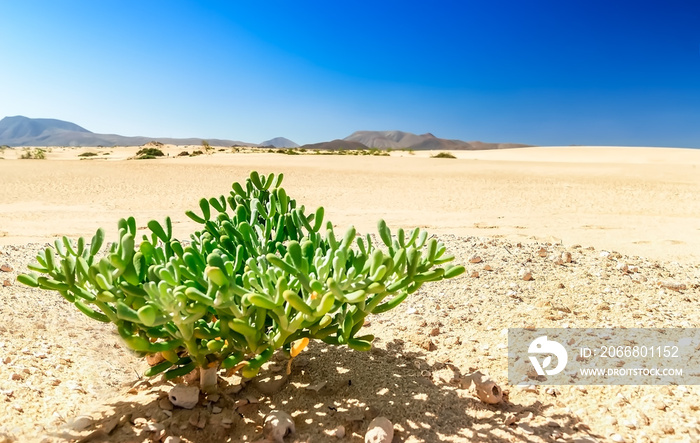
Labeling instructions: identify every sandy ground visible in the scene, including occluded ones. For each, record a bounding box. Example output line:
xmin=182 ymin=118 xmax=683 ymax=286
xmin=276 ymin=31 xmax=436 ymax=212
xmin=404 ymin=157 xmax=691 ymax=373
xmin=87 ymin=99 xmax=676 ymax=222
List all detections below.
xmin=0 ymin=146 xmax=699 ymax=442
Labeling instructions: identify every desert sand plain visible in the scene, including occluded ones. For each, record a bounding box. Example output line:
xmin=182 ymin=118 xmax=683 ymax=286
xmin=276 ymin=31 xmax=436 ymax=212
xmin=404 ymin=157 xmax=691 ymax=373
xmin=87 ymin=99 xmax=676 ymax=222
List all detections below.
xmin=0 ymin=145 xmax=699 ymax=442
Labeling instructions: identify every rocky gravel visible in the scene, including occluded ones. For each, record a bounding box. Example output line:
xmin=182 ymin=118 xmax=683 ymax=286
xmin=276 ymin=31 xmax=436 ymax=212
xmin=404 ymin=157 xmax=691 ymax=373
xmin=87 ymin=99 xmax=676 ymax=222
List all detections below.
xmin=1 ymin=235 xmax=699 ymax=442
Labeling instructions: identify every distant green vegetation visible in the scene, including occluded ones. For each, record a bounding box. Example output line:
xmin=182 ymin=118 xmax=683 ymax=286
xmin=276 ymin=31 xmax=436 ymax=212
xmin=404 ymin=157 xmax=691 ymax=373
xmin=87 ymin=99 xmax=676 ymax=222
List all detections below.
xmin=202 ymin=140 xmax=213 ymax=155
xmin=190 ymin=150 xmax=203 ymax=157
xmin=78 ymin=151 xmax=98 ymax=157
xmin=431 ymin=152 xmax=456 ymax=159
xmin=275 ymin=148 xmax=300 ymax=155
xmin=135 ymin=147 xmax=165 ymax=159
xmin=20 ymin=148 xmax=46 ymax=159
xmin=177 ymin=150 xmax=190 ymax=157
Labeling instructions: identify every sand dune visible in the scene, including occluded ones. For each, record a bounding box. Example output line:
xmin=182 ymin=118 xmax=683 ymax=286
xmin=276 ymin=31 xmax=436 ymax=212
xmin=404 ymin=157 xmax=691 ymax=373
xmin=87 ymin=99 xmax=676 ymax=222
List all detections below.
xmin=1 ymin=146 xmax=698 ymax=262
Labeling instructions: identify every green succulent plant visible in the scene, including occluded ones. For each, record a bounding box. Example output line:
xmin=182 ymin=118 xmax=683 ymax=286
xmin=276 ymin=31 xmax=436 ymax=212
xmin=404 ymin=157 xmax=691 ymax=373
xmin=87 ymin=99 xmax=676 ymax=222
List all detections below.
xmin=18 ymin=171 xmax=464 ymax=386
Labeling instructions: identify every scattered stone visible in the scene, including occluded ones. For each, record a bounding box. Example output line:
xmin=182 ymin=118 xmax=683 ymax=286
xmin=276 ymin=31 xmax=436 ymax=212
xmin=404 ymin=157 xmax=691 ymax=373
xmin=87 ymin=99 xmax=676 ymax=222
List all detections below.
xmin=659 ymin=281 xmax=687 ymax=292
xmin=237 ymin=402 xmax=259 ymax=418
xmin=429 ymin=327 xmax=440 ymax=337
xmin=0 ymin=265 xmax=12 ymax=272
xmin=483 ymin=264 xmax=493 ymax=271
xmin=164 ymin=437 xmax=181 ymax=443
xmin=71 ymin=415 xmax=94 ymax=431
xmin=469 ymin=255 xmax=482 ymax=263
xmin=561 ymin=252 xmax=572 ymax=263
xmin=168 ymin=385 xmax=200 ymax=409
xmin=264 ymin=410 xmax=295 ymax=443
xmin=519 ymin=268 xmax=533 ymax=281
xmin=158 ymin=396 xmax=174 ymax=411
xmin=2 ymin=280 xmax=10 ymax=287
xmin=145 ymin=422 xmax=165 ymax=433
xmin=610 ymin=433 xmax=625 ymax=442
xmin=416 ymin=337 xmax=436 ymax=351
xmin=538 ymin=247 xmax=548 ymax=257
xmin=518 ymin=423 xmax=535 ymax=434
xmin=660 ymin=424 xmax=675 ymax=434
xmin=333 ymin=425 xmax=345 ymax=438
xmin=617 ymin=263 xmax=629 ymax=273
xmin=470 ymin=271 xmax=479 ymax=278
xmin=188 ymin=411 xmax=207 ymax=429
xmin=544 ymin=387 xmax=560 ymax=396
xmin=504 ymin=413 xmax=517 ymax=426
xmin=305 ymin=381 xmax=327 ymax=392
xmin=365 ymin=417 xmax=394 ymax=443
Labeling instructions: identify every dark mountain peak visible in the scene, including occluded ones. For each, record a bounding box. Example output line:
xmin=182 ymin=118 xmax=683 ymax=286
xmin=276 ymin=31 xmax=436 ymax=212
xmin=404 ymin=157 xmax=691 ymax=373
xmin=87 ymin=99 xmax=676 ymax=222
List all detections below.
xmin=260 ymin=137 xmax=299 ymax=148
xmin=298 ymin=139 xmax=369 ymax=151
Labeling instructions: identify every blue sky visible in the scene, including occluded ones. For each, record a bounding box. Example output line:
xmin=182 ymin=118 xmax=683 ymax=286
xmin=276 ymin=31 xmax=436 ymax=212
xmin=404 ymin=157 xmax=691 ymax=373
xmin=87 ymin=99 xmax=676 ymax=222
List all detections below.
xmin=1 ymin=1 xmax=699 ymax=146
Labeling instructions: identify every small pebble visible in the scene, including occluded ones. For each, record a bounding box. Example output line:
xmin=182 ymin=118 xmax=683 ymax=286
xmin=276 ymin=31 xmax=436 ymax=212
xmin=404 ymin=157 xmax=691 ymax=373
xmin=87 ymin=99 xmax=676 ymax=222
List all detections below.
xmin=519 ymin=268 xmax=533 ymax=281
xmin=158 ymin=397 xmax=174 ymax=411
xmin=71 ymin=415 xmax=93 ymax=431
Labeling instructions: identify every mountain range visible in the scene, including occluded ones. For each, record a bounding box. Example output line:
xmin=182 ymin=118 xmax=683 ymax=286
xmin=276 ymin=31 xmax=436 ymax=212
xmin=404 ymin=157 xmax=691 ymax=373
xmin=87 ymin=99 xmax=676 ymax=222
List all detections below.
xmin=0 ymin=116 xmax=529 ymax=151
xmin=342 ymin=130 xmax=529 ymax=150
xmin=0 ymin=116 xmax=256 ymax=147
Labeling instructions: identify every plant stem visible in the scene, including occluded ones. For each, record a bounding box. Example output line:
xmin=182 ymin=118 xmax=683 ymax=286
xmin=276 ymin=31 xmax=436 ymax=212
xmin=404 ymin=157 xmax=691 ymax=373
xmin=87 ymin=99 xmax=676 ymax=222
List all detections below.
xmin=200 ymin=363 xmax=219 ymax=393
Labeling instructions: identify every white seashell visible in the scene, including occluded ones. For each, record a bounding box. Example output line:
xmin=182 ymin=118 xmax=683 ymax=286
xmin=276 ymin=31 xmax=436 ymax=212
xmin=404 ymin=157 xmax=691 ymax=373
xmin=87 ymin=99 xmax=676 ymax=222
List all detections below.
xmin=264 ymin=410 xmax=295 ymax=443
xmin=168 ymin=385 xmax=200 ymax=409
xmin=470 ymin=371 xmax=502 ymax=404
xmin=365 ymin=417 xmax=394 ymax=443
